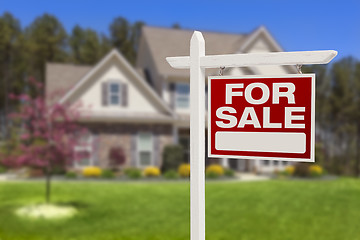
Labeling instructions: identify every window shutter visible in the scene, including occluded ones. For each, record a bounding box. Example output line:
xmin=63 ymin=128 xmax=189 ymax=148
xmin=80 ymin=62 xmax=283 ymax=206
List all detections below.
xmin=131 ymin=134 xmax=137 ymax=167
xmin=169 ymin=82 xmax=175 ymax=109
xmin=122 ymin=83 xmax=128 ymax=107
xmin=102 ymin=82 xmax=108 ymax=106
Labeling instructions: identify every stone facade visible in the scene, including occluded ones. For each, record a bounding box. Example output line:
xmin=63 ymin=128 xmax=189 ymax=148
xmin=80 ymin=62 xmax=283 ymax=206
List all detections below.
xmin=82 ymin=122 xmax=173 ymax=169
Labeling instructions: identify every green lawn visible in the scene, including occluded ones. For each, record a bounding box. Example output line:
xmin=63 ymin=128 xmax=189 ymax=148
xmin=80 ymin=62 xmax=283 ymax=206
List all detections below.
xmin=0 ymin=178 xmax=360 ymax=240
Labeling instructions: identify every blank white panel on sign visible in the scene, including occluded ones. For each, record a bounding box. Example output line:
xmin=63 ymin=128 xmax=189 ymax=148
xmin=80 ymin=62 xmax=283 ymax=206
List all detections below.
xmin=215 ymin=132 xmax=306 ymax=153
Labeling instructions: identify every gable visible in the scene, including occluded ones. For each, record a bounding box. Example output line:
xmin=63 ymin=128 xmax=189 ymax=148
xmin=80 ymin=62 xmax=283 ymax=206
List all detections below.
xmin=60 ymin=50 xmax=173 ymax=120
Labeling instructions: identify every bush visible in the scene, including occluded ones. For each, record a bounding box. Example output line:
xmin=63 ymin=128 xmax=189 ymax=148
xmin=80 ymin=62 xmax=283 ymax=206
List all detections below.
xmin=0 ymin=165 xmax=6 ymax=174
xmin=143 ymin=166 xmax=161 ymax=177
xmin=178 ymin=163 xmax=190 ymax=178
xmin=284 ymin=166 xmax=295 ymax=176
xmin=163 ymin=170 xmax=179 ymax=179
xmin=309 ymin=164 xmax=323 ymax=177
xmin=224 ymin=168 xmax=235 ymax=177
xmin=82 ymin=166 xmax=102 ymax=178
xmin=65 ymin=171 xmax=77 ymax=179
xmin=102 ymin=169 xmax=115 ymax=179
xmin=108 ymin=147 xmax=126 ymax=169
xmin=124 ymin=168 xmax=142 ymax=179
xmin=294 ymin=163 xmax=311 ymax=177
xmin=206 ymin=164 xmax=224 ymax=178
xmin=162 ymin=145 xmax=184 ymax=172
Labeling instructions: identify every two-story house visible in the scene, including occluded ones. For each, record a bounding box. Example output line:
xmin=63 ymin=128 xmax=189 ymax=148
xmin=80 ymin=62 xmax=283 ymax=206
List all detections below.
xmin=46 ymin=26 xmax=297 ymax=173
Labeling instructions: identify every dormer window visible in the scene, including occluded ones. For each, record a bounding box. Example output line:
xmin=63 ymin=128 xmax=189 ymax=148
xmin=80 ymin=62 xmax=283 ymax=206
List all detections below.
xmin=109 ymin=82 xmax=121 ymax=105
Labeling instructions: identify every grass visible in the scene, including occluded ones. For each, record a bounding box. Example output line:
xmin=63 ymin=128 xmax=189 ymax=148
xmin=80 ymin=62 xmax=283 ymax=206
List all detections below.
xmin=0 ymin=178 xmax=360 ymax=240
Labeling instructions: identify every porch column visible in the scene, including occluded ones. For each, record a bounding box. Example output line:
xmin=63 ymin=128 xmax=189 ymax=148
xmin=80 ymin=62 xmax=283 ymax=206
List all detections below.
xmin=173 ymin=125 xmax=179 ymax=144
xmin=221 ymin=158 xmax=229 ymax=168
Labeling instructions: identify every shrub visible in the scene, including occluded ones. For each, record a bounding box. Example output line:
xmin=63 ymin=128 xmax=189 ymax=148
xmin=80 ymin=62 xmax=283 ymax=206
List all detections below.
xmin=108 ymin=147 xmax=126 ymax=169
xmin=284 ymin=166 xmax=295 ymax=176
xmin=162 ymin=145 xmax=184 ymax=172
xmin=124 ymin=168 xmax=142 ymax=179
xmin=224 ymin=168 xmax=235 ymax=177
xmin=65 ymin=171 xmax=77 ymax=179
xmin=143 ymin=166 xmax=161 ymax=177
xmin=206 ymin=164 xmax=224 ymax=178
xmin=163 ymin=170 xmax=179 ymax=179
xmin=178 ymin=163 xmax=190 ymax=178
xmin=294 ymin=163 xmax=311 ymax=177
xmin=0 ymin=165 xmax=6 ymax=174
xmin=102 ymin=169 xmax=115 ymax=179
xmin=309 ymin=164 xmax=323 ymax=177
xmin=82 ymin=166 xmax=102 ymax=178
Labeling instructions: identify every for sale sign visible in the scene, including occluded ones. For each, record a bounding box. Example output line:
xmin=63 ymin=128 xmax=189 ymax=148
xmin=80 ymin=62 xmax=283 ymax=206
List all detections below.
xmin=208 ymin=74 xmax=315 ymax=162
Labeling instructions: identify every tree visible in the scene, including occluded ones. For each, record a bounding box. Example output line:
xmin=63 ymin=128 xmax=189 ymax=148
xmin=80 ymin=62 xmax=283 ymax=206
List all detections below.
xmin=1 ymin=77 xmax=86 ymax=203
xmin=69 ymin=25 xmax=109 ymax=65
xmin=109 ymin=17 xmax=144 ymax=65
xmin=25 ymin=14 xmax=67 ymax=85
xmin=0 ymin=12 xmax=25 ymax=139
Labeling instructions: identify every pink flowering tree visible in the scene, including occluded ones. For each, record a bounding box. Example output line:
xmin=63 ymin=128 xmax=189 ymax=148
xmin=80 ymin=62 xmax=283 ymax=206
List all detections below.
xmin=1 ymin=77 xmax=87 ymax=203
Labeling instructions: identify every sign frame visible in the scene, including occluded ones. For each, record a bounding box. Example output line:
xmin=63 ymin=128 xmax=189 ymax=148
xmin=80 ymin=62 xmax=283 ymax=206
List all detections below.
xmin=207 ymin=74 xmax=316 ymax=162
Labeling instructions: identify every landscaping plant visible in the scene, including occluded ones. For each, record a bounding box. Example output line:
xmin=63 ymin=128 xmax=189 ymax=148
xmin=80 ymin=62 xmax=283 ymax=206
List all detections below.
xmin=206 ymin=164 xmax=224 ymax=178
xmin=82 ymin=166 xmax=102 ymax=178
xmin=178 ymin=163 xmax=190 ymax=178
xmin=143 ymin=166 xmax=161 ymax=177
xmin=0 ymin=77 xmax=87 ymax=203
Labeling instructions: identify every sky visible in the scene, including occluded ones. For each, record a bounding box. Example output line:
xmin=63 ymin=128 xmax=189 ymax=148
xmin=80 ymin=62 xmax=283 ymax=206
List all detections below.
xmin=1 ymin=0 xmax=359 ymax=61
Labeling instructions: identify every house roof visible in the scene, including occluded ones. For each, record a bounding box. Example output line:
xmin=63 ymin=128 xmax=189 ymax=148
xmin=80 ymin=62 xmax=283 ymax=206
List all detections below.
xmin=141 ymin=26 xmax=249 ymax=78
xmin=140 ymin=26 xmax=296 ymax=78
xmin=46 ymin=63 xmax=92 ymax=104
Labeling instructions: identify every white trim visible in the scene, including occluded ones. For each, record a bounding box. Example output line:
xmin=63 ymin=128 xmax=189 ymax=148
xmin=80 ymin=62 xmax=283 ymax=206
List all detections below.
xmin=207 ymin=74 xmax=315 ymax=162
xmin=136 ymin=132 xmax=154 ymax=167
xmin=59 ymin=49 xmax=173 ymax=115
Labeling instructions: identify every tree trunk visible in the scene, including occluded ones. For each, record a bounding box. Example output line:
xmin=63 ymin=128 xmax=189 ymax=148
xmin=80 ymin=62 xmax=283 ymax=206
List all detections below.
xmin=356 ymin=124 xmax=360 ymax=177
xmin=45 ymin=167 xmax=51 ymax=203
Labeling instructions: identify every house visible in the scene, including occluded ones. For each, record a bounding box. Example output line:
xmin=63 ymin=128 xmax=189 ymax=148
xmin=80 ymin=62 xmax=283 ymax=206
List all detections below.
xmin=46 ymin=26 xmax=297 ymax=173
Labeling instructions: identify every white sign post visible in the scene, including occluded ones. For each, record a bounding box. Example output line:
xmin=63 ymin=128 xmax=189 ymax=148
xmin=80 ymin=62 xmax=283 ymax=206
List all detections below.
xmin=166 ymin=31 xmax=337 ymax=240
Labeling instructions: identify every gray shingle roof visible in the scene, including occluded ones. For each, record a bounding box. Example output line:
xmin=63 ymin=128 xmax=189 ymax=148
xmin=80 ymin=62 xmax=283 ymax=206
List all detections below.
xmin=140 ymin=26 xmax=249 ymax=78
xmin=46 ymin=63 xmax=92 ymax=104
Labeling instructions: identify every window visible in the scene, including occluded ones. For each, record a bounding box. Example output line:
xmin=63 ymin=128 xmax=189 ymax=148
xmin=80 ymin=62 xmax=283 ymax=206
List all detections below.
xmin=74 ymin=135 xmax=93 ymax=168
xmin=137 ymin=132 xmax=153 ymax=167
xmin=109 ymin=82 xmax=122 ymax=105
xmin=175 ymin=83 xmax=190 ymax=108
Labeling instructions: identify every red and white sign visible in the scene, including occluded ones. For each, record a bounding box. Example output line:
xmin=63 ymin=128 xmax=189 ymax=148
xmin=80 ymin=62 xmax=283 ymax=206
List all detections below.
xmin=208 ymin=74 xmax=315 ymax=162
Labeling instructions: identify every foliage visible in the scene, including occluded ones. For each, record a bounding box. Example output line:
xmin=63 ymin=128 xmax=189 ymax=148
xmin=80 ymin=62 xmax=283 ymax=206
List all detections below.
xmin=124 ymin=167 xmax=142 ymax=179
xmin=162 ymin=144 xmax=184 ymax=172
xmin=82 ymin=166 xmax=102 ymax=178
xmin=143 ymin=166 xmax=161 ymax=177
xmin=224 ymin=168 xmax=235 ymax=177
xmin=65 ymin=171 xmax=77 ymax=179
xmin=294 ymin=163 xmax=311 ymax=177
xmin=206 ymin=164 xmax=224 ymax=178
xmin=108 ymin=146 xmax=126 ymax=169
xmin=163 ymin=170 xmax=179 ymax=179
xmin=284 ymin=166 xmax=295 ymax=176
xmin=101 ymin=169 xmax=115 ymax=179
xmin=0 ymin=165 xmax=6 ymax=173
xmin=309 ymin=164 xmax=324 ymax=177
xmin=178 ymin=163 xmax=190 ymax=178
xmin=1 ymin=78 xmax=86 ymax=202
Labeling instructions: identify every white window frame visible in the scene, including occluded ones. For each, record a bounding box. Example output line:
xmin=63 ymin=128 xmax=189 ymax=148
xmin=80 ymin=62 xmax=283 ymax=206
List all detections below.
xmin=175 ymin=83 xmax=190 ymax=108
xmin=136 ymin=132 xmax=153 ymax=167
xmin=74 ymin=135 xmax=94 ymax=168
xmin=108 ymin=81 xmax=122 ymax=106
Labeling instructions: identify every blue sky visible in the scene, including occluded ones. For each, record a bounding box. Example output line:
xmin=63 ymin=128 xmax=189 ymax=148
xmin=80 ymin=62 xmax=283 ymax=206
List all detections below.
xmin=1 ymin=0 xmax=359 ymax=61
